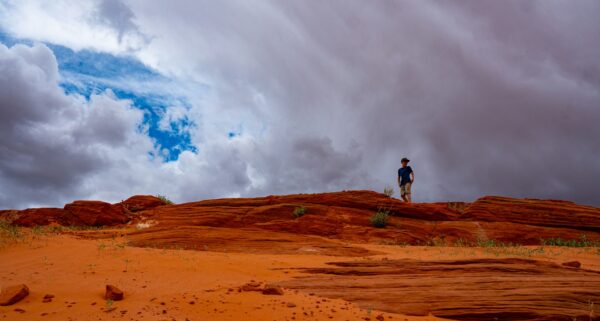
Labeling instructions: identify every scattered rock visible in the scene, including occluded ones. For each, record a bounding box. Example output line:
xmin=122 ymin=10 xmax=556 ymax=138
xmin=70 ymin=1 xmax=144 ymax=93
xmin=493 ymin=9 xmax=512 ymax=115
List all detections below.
xmin=105 ymin=285 xmax=124 ymax=301
xmin=104 ymin=307 xmax=117 ymax=313
xmin=0 ymin=284 xmax=29 ymax=306
xmin=286 ymin=302 xmax=297 ymax=308
xmin=262 ymin=285 xmax=284 ymax=295
xmin=42 ymin=294 xmax=54 ymax=303
xmin=14 ymin=308 xmax=25 ymax=313
xmin=376 ymin=314 xmax=385 ymax=321
xmin=240 ymin=282 xmax=264 ymax=292
xmin=562 ymin=261 xmax=581 ymax=268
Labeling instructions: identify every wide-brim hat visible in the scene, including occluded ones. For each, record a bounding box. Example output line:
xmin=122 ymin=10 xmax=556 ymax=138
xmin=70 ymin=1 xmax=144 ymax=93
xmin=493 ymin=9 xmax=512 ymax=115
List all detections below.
xmin=401 ymin=157 xmax=410 ymax=163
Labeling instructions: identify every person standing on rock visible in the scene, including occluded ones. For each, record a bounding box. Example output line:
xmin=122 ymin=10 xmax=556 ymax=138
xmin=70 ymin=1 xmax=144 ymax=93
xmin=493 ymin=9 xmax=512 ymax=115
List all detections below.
xmin=397 ymin=157 xmax=414 ymax=203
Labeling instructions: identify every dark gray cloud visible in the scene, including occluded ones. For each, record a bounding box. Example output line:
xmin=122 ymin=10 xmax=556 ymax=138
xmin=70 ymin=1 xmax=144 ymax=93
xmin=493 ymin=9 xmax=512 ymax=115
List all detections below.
xmin=0 ymin=43 xmax=150 ymax=208
xmin=132 ymin=0 xmax=599 ymax=204
xmin=0 ymin=0 xmax=599 ymax=208
xmin=95 ymin=0 xmax=148 ymax=46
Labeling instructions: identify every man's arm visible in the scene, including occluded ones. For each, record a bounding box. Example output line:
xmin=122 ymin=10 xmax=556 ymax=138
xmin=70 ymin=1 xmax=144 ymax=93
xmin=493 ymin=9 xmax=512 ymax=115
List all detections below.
xmin=410 ymin=172 xmax=415 ymax=183
xmin=397 ymin=175 xmax=401 ymax=186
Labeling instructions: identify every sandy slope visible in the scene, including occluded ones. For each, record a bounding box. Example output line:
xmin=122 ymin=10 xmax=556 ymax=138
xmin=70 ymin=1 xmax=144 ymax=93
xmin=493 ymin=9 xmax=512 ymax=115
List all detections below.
xmin=1 ymin=231 xmax=599 ymax=321
xmin=1 ymin=232 xmax=446 ymax=321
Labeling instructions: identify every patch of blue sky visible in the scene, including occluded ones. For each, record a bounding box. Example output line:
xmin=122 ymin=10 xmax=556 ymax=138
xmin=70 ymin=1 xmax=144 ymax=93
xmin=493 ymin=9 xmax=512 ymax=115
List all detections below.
xmin=227 ymin=123 xmax=244 ymax=139
xmin=0 ymin=30 xmax=197 ymax=162
xmin=49 ymin=43 xmax=161 ymax=82
xmin=0 ymin=30 xmax=21 ymax=47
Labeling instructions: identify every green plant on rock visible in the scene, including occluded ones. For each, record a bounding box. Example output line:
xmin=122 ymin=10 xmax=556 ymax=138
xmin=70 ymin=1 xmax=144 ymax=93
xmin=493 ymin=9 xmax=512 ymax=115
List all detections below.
xmin=293 ymin=206 xmax=306 ymax=218
xmin=370 ymin=209 xmax=389 ymax=228
xmin=156 ymin=194 xmax=174 ymax=205
xmin=383 ymin=186 xmax=394 ymax=197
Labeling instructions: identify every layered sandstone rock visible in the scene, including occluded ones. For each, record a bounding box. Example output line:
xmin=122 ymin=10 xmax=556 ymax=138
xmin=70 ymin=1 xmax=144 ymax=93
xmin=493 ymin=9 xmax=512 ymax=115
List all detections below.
xmin=462 ymin=196 xmax=600 ymax=231
xmin=2 ymin=191 xmax=600 ymax=247
xmin=279 ymin=258 xmax=600 ymax=320
xmin=126 ymin=191 xmax=600 ymax=248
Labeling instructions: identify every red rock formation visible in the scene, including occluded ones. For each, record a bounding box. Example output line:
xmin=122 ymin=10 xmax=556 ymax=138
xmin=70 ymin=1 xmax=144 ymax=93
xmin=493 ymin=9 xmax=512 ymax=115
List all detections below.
xmin=11 ymin=208 xmax=65 ymax=227
xmin=192 ymin=190 xmax=460 ymax=221
xmin=120 ymin=195 xmax=165 ymax=212
xmin=278 ymin=258 xmax=600 ymax=320
xmin=127 ymin=191 xmax=600 ymax=248
xmin=63 ymin=201 xmax=129 ymax=226
xmin=462 ymin=196 xmax=600 ymax=231
xmin=2 ymin=191 xmax=600 ymax=247
xmin=1 ymin=196 xmax=165 ymax=227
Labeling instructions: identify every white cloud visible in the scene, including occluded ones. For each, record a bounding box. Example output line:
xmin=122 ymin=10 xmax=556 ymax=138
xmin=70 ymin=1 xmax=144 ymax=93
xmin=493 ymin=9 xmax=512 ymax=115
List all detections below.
xmin=0 ymin=0 xmax=146 ymax=53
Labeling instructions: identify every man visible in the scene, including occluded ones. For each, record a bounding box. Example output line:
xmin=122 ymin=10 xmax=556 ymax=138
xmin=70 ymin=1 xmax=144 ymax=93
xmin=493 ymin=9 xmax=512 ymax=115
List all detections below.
xmin=397 ymin=157 xmax=414 ymax=203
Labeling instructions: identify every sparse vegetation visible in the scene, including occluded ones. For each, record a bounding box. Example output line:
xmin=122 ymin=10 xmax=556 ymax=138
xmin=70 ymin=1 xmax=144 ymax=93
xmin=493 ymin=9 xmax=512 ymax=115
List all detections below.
xmin=156 ymin=194 xmax=174 ymax=205
xmin=447 ymin=202 xmax=467 ymax=213
xmin=370 ymin=209 xmax=389 ymax=228
xmin=383 ymin=186 xmax=394 ymax=197
xmin=105 ymin=299 xmax=115 ymax=312
xmin=540 ymin=235 xmax=600 ymax=247
xmin=293 ymin=206 xmax=306 ymax=218
xmin=0 ymin=221 xmax=23 ymax=246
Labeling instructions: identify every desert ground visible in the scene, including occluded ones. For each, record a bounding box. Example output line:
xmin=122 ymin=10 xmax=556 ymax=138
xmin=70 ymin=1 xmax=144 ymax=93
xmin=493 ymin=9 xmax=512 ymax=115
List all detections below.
xmin=1 ymin=191 xmax=599 ymax=321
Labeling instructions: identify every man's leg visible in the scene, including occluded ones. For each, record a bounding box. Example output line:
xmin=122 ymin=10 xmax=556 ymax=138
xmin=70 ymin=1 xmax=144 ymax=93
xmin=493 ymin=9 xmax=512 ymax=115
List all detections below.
xmin=400 ymin=185 xmax=408 ymax=202
xmin=405 ymin=183 xmax=412 ymax=203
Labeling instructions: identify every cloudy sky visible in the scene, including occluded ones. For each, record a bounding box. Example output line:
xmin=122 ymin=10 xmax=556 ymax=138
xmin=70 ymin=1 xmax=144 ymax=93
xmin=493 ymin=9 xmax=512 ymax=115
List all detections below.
xmin=1 ymin=0 xmax=599 ymax=209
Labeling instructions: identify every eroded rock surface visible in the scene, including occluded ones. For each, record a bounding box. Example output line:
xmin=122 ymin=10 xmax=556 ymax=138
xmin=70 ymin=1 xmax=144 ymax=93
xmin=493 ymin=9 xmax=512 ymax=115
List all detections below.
xmin=127 ymin=191 xmax=600 ymax=248
xmin=462 ymin=196 xmax=600 ymax=231
xmin=279 ymin=258 xmax=600 ymax=321
xmin=2 ymin=191 xmax=600 ymax=247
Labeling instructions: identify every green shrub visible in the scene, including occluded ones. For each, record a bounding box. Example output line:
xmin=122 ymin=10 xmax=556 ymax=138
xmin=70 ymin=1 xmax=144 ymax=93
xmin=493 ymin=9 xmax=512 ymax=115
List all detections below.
xmin=156 ymin=194 xmax=174 ymax=205
xmin=293 ymin=206 xmax=306 ymax=218
xmin=370 ymin=210 xmax=389 ymax=228
xmin=0 ymin=221 xmax=23 ymax=246
xmin=383 ymin=186 xmax=394 ymax=197
xmin=540 ymin=234 xmax=599 ymax=247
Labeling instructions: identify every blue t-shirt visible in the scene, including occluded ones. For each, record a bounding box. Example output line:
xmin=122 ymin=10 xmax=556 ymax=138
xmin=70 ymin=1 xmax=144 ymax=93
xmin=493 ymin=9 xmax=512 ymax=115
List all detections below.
xmin=398 ymin=166 xmax=413 ymax=186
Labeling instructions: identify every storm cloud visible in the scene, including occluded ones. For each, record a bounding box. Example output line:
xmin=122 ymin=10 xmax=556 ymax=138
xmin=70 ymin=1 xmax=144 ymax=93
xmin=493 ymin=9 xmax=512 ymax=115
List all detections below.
xmin=0 ymin=0 xmax=599 ymax=208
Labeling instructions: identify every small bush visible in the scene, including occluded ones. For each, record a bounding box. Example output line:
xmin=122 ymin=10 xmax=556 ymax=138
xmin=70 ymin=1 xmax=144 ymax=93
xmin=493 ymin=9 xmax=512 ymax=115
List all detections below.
xmin=383 ymin=186 xmax=394 ymax=197
xmin=447 ymin=202 xmax=467 ymax=213
xmin=540 ymin=234 xmax=599 ymax=247
xmin=293 ymin=206 xmax=306 ymax=218
xmin=156 ymin=194 xmax=174 ymax=205
xmin=370 ymin=210 xmax=389 ymax=228
xmin=0 ymin=221 xmax=23 ymax=246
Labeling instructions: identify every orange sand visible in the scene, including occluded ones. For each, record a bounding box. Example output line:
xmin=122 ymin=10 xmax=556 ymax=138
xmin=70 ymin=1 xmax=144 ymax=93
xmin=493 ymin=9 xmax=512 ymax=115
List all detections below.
xmin=1 ymin=230 xmax=598 ymax=321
